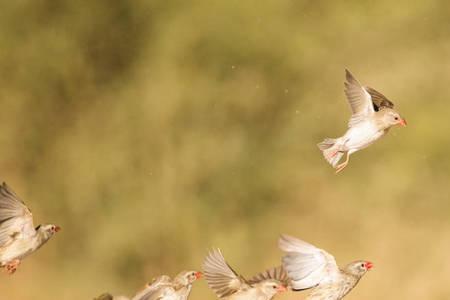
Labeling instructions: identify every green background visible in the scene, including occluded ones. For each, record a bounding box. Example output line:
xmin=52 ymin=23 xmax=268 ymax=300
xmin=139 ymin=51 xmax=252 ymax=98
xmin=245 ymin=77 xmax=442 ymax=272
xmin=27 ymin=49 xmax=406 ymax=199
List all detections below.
xmin=0 ymin=1 xmax=448 ymax=299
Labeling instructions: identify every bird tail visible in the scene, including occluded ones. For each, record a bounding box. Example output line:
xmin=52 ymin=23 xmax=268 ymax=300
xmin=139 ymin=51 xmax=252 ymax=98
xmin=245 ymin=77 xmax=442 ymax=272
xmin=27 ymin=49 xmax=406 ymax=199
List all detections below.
xmin=317 ymin=138 xmax=343 ymax=167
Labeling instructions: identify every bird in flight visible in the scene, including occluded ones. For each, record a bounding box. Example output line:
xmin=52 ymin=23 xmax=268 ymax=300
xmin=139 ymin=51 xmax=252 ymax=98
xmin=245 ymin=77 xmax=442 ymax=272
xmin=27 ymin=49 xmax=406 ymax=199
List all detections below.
xmin=279 ymin=234 xmax=372 ymax=300
xmin=318 ymin=69 xmax=406 ymax=173
xmin=131 ymin=270 xmax=202 ymax=300
xmin=0 ymin=182 xmax=60 ymax=274
xmin=203 ymin=248 xmax=288 ymax=300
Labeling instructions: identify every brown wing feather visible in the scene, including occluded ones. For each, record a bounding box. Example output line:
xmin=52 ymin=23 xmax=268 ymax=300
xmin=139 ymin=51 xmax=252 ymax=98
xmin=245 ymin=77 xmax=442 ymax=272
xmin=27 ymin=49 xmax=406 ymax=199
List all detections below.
xmin=365 ymin=86 xmax=394 ymax=111
xmin=203 ymin=249 xmax=250 ymax=298
xmin=248 ymin=266 xmax=290 ymax=287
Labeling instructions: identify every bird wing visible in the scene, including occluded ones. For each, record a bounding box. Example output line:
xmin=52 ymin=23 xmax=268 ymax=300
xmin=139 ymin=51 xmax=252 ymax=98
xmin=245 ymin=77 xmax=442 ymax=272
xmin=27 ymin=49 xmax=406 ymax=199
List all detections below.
xmin=344 ymin=69 xmax=375 ymax=127
xmin=203 ymin=249 xmax=250 ymax=298
xmin=0 ymin=182 xmax=35 ymax=248
xmin=94 ymin=293 xmax=114 ymax=300
xmin=365 ymin=86 xmax=395 ymax=111
xmin=131 ymin=276 xmax=172 ymax=300
xmin=135 ymin=286 xmax=175 ymax=300
xmin=248 ymin=266 xmax=290 ymax=287
xmin=279 ymin=235 xmax=340 ymax=291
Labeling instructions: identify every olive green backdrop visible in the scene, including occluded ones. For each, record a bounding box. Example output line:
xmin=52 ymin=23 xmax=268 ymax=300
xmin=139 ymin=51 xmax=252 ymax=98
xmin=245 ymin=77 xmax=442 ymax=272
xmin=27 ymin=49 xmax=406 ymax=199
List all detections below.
xmin=0 ymin=1 xmax=448 ymax=299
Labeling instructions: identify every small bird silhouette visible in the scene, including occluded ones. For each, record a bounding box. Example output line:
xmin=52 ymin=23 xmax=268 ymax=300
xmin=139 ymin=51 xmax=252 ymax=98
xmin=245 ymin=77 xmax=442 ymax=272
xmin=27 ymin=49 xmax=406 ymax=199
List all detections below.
xmin=318 ymin=69 xmax=406 ymax=173
xmin=279 ymin=234 xmax=372 ymax=300
xmin=0 ymin=182 xmax=60 ymax=274
xmin=131 ymin=270 xmax=202 ymax=300
xmin=203 ymin=249 xmax=288 ymax=300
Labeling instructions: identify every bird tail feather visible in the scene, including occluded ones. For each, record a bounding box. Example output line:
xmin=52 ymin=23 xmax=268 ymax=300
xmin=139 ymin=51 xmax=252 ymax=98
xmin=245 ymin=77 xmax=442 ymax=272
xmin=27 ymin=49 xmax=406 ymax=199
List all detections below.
xmin=317 ymin=138 xmax=343 ymax=167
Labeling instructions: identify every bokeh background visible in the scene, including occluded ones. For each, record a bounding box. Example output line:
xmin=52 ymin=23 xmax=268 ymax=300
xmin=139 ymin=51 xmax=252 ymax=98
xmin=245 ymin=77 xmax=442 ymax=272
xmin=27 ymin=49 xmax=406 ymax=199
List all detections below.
xmin=0 ymin=1 xmax=449 ymax=299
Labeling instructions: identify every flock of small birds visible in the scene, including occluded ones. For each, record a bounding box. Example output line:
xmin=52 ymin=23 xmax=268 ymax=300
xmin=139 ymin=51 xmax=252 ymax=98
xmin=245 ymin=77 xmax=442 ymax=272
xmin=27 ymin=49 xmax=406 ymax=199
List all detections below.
xmin=0 ymin=70 xmax=405 ymax=300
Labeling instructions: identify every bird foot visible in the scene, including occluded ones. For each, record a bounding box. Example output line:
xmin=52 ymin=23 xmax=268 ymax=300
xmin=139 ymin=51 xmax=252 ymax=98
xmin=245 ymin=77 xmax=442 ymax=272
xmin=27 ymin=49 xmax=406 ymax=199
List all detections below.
xmin=335 ymin=162 xmax=348 ymax=173
xmin=5 ymin=259 xmax=20 ymax=274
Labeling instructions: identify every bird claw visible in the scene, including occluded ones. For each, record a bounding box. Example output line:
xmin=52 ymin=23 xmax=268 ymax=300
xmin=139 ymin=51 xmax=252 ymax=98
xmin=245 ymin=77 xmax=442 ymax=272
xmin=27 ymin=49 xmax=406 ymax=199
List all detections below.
xmin=5 ymin=259 xmax=20 ymax=275
xmin=335 ymin=163 xmax=348 ymax=174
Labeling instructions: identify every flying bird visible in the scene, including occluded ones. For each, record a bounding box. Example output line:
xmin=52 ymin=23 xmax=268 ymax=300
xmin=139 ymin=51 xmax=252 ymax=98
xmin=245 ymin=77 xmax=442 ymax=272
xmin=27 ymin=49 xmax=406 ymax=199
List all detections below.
xmin=203 ymin=249 xmax=288 ymax=300
xmin=131 ymin=270 xmax=202 ymax=300
xmin=279 ymin=234 xmax=372 ymax=300
xmin=0 ymin=182 xmax=60 ymax=274
xmin=318 ymin=69 xmax=406 ymax=173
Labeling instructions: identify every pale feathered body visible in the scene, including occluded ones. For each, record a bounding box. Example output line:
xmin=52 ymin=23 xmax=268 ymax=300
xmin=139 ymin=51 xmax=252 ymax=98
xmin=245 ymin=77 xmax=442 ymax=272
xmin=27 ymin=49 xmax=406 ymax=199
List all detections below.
xmin=279 ymin=235 xmax=372 ymax=300
xmin=203 ymin=249 xmax=288 ymax=300
xmin=223 ymin=284 xmax=278 ymax=300
xmin=318 ymin=69 xmax=406 ymax=172
xmin=0 ymin=231 xmax=48 ymax=263
xmin=131 ymin=271 xmax=202 ymax=300
xmin=0 ymin=182 xmax=60 ymax=273
xmin=304 ymin=271 xmax=359 ymax=300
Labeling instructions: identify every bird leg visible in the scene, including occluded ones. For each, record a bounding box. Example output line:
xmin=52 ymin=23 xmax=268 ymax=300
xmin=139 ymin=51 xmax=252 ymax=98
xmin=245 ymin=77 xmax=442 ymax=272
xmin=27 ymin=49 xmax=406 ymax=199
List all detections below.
xmin=5 ymin=259 xmax=21 ymax=274
xmin=335 ymin=152 xmax=350 ymax=173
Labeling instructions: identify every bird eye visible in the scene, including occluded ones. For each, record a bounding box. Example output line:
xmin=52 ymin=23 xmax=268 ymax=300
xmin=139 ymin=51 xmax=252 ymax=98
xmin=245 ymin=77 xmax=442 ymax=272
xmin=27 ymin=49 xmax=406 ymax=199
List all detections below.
xmin=272 ymin=285 xmax=277 ymax=289
xmin=360 ymin=263 xmax=365 ymax=268
xmin=394 ymin=117 xmax=398 ymax=120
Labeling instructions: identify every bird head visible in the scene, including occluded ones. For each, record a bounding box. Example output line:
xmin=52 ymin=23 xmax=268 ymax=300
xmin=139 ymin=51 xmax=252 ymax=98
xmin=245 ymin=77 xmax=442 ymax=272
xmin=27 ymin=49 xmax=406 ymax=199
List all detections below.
xmin=380 ymin=108 xmax=407 ymax=128
xmin=257 ymin=279 xmax=287 ymax=298
xmin=345 ymin=260 xmax=373 ymax=278
xmin=174 ymin=270 xmax=203 ymax=286
xmin=36 ymin=224 xmax=61 ymax=241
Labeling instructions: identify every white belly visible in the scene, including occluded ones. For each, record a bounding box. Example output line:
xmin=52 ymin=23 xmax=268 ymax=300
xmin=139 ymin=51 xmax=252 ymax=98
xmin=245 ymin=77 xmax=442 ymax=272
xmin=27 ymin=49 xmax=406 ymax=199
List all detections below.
xmin=342 ymin=122 xmax=385 ymax=151
xmin=228 ymin=289 xmax=267 ymax=300
xmin=0 ymin=238 xmax=35 ymax=264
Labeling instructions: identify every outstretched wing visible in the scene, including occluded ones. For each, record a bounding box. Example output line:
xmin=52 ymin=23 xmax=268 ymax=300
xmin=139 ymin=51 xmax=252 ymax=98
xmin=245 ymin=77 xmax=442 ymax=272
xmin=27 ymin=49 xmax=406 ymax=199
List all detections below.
xmin=0 ymin=182 xmax=35 ymax=248
xmin=203 ymin=249 xmax=250 ymax=298
xmin=344 ymin=69 xmax=375 ymax=127
xmin=132 ymin=275 xmax=172 ymax=300
xmin=279 ymin=235 xmax=340 ymax=291
xmin=248 ymin=265 xmax=290 ymax=287
xmin=365 ymin=86 xmax=395 ymax=111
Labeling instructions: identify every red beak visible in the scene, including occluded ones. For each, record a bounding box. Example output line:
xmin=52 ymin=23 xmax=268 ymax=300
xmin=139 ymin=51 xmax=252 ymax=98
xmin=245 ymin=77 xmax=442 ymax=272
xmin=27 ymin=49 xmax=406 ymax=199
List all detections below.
xmin=399 ymin=118 xmax=407 ymax=127
xmin=55 ymin=226 xmax=61 ymax=233
xmin=277 ymin=285 xmax=287 ymax=293
xmin=365 ymin=261 xmax=374 ymax=270
xmin=194 ymin=271 xmax=203 ymax=279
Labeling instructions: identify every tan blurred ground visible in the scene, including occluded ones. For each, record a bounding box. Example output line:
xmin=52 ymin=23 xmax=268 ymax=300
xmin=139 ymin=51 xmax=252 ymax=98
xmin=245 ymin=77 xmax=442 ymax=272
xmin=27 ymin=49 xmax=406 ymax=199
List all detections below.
xmin=0 ymin=1 xmax=449 ymax=299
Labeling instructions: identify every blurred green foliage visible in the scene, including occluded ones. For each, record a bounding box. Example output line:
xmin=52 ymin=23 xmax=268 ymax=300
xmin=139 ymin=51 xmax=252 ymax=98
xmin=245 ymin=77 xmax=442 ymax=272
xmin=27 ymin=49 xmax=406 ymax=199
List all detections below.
xmin=0 ymin=1 xmax=449 ymax=299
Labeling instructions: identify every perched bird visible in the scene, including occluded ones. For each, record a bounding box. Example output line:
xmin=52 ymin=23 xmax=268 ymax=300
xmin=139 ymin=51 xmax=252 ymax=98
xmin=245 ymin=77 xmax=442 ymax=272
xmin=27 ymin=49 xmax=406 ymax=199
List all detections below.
xmin=279 ymin=234 xmax=372 ymax=300
xmin=131 ymin=270 xmax=202 ymax=300
xmin=0 ymin=182 xmax=60 ymax=274
xmin=203 ymin=249 xmax=288 ymax=300
xmin=318 ymin=69 xmax=407 ymax=173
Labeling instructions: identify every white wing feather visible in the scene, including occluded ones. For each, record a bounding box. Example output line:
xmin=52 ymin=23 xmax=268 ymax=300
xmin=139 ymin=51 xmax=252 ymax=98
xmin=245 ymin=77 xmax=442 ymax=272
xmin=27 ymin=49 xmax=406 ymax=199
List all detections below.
xmin=0 ymin=183 xmax=35 ymax=248
xmin=279 ymin=235 xmax=340 ymax=290
xmin=344 ymin=69 xmax=375 ymax=127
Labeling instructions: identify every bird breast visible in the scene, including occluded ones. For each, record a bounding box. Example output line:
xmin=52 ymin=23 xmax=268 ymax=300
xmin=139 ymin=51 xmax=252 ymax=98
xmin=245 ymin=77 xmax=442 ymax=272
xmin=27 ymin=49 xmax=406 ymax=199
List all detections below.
xmin=306 ymin=274 xmax=358 ymax=300
xmin=0 ymin=235 xmax=40 ymax=264
xmin=343 ymin=121 xmax=385 ymax=150
xmin=226 ymin=288 xmax=268 ymax=300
